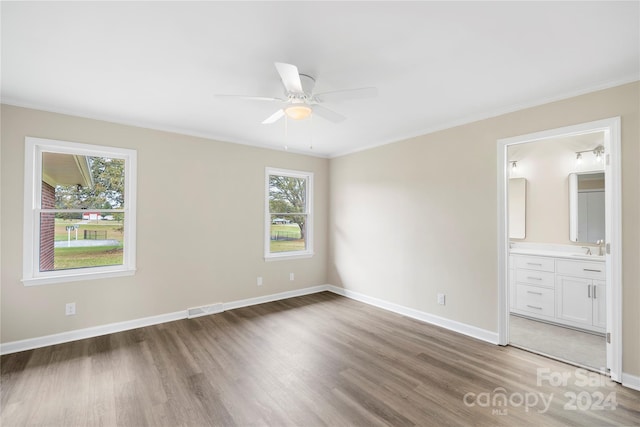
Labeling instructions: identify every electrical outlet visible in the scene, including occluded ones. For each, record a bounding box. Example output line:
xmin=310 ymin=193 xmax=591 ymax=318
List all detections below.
xmin=437 ymin=293 xmax=446 ymax=306
xmin=289 ymin=273 xmax=295 ymax=281
xmin=257 ymin=276 xmax=263 ymax=286
xmin=65 ymin=302 xmax=76 ymax=316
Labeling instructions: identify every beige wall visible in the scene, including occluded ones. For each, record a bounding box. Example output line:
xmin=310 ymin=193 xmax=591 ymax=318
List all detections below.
xmin=2 ymin=83 xmax=638 ymax=378
xmin=328 ymin=82 xmax=640 ymax=376
xmin=1 ymin=105 xmax=329 ymax=343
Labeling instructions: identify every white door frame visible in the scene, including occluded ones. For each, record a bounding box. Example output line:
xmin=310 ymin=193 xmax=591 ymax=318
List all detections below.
xmin=496 ymin=117 xmax=622 ymax=382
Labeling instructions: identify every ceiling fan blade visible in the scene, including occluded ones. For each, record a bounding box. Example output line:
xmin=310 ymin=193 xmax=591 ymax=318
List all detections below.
xmin=275 ymin=62 xmax=303 ymax=93
xmin=262 ymin=109 xmax=285 ymax=124
xmin=312 ymin=105 xmax=346 ymax=123
xmin=314 ymin=87 xmax=378 ymax=102
xmin=214 ymin=94 xmax=284 ymax=102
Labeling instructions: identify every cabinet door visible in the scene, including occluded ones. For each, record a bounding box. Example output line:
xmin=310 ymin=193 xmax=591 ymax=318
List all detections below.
xmin=556 ymin=276 xmax=592 ymax=326
xmin=592 ymin=280 xmax=606 ymax=329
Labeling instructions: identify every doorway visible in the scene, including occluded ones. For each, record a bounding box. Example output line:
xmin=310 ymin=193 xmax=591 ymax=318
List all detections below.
xmin=496 ymin=118 xmax=622 ymax=382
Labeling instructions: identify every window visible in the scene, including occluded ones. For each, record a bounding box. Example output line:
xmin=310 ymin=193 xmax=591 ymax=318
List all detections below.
xmin=23 ymin=137 xmax=137 ymax=285
xmin=265 ymin=167 xmax=313 ymax=260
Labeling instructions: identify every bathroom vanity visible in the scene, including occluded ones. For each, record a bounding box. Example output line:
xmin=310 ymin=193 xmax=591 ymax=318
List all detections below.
xmin=509 ymin=248 xmax=605 ymax=334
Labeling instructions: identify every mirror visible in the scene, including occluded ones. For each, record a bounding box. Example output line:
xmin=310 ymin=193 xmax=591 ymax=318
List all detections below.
xmin=509 ymin=178 xmax=526 ymax=239
xmin=569 ymin=172 xmax=605 ymax=242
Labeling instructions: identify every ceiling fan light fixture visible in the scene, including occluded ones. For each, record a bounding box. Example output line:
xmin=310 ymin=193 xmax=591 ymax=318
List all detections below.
xmin=284 ymin=105 xmax=312 ymax=120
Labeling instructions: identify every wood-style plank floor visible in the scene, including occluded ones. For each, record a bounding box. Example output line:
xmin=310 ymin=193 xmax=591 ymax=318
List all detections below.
xmin=2 ymin=292 xmax=639 ymax=426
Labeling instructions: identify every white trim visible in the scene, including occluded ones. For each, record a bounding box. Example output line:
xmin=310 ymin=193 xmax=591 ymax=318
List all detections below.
xmin=496 ymin=117 xmax=623 ymax=382
xmin=0 ymin=285 xmax=331 ymax=355
xmin=22 ymin=268 xmax=136 ymax=286
xmin=4 ymin=77 xmax=637 ymax=160
xmin=264 ymin=252 xmax=314 ymax=262
xmin=0 ymin=310 xmax=186 ymax=355
xmin=604 ymin=118 xmax=623 ymax=383
xmin=327 ymin=285 xmax=499 ymax=344
xmin=0 ymin=284 xmax=500 ymax=355
xmin=22 ymin=137 xmax=137 ymax=285
xmin=497 ymin=139 xmax=510 ymax=346
xmin=329 ymin=77 xmax=638 ymax=158
xmin=1 ymin=98 xmax=331 ymax=159
xmin=622 ymin=373 xmax=640 ymax=392
xmin=6 ymin=282 xmax=640 ymax=392
xmin=222 ymin=285 xmax=329 ymax=311
xmin=187 ymin=303 xmax=225 ymax=319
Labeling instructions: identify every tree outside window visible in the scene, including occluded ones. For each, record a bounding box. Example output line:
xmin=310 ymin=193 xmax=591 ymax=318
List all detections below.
xmin=47 ymin=155 xmax=126 ymax=271
xmin=265 ymin=168 xmax=313 ymax=259
xmin=23 ymin=137 xmax=136 ymax=285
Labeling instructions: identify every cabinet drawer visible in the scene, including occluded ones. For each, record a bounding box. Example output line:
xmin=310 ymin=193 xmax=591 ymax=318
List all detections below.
xmin=514 ymin=256 xmax=555 ymax=272
xmin=516 ymin=284 xmax=554 ymax=317
xmin=515 ymin=269 xmax=555 ymax=288
xmin=556 ymin=260 xmax=605 ymax=280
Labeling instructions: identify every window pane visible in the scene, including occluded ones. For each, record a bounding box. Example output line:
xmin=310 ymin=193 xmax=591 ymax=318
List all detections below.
xmin=270 ymin=214 xmax=306 ymax=253
xmin=42 ymin=153 xmax=126 ymax=210
xmin=39 ymin=213 xmax=125 ymax=271
xmin=269 ymin=175 xmax=306 ymax=214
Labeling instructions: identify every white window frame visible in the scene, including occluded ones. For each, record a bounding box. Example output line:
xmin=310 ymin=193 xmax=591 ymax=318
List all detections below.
xmin=22 ymin=137 xmax=137 ymax=285
xmin=264 ymin=167 xmax=314 ymax=261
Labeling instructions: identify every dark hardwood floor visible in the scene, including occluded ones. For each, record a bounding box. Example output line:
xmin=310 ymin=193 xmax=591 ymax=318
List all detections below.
xmin=2 ymin=291 xmax=639 ymax=426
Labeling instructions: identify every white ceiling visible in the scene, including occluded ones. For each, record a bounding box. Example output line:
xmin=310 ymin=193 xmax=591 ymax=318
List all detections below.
xmin=2 ymin=2 xmax=638 ymax=158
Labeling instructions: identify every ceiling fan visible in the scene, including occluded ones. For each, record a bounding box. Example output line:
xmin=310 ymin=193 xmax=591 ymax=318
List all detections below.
xmin=216 ymin=62 xmax=377 ymax=124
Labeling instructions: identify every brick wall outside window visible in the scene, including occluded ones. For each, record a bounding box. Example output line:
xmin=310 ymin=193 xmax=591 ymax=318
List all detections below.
xmin=39 ymin=182 xmax=55 ymax=271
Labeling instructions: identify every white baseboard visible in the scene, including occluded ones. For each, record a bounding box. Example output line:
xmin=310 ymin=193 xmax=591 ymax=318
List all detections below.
xmin=0 ymin=310 xmax=187 ymax=355
xmin=223 ymin=285 xmax=329 ymax=311
xmin=4 ymin=283 xmax=638 ymax=392
xmin=327 ymin=285 xmax=499 ymax=344
xmin=622 ymin=372 xmax=640 ymax=391
xmin=0 ymin=285 xmax=331 ymax=355
xmin=0 ymin=284 xmax=499 ymax=355
xmin=10 ymin=284 xmax=639 ymax=393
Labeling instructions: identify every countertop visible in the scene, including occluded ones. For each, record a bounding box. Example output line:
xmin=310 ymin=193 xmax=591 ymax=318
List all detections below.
xmin=510 ymin=248 xmax=605 ymax=262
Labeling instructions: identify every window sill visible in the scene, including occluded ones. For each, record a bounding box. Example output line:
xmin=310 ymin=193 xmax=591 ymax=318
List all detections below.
xmin=22 ymin=268 xmax=136 ymax=286
xmin=264 ymin=252 xmax=314 ymax=262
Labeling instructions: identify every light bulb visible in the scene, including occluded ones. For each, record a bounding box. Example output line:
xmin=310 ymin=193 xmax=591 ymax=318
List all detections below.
xmin=593 ymin=145 xmax=604 ymax=163
xmin=576 ymin=153 xmax=583 ymax=165
xmin=284 ymin=105 xmax=312 ymax=120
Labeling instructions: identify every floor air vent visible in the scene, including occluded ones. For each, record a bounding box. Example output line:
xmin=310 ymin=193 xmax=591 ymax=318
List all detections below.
xmin=187 ymin=303 xmax=224 ymax=319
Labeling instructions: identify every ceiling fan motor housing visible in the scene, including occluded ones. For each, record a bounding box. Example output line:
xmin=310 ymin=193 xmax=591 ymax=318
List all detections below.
xmin=297 ymin=73 xmax=316 ymax=96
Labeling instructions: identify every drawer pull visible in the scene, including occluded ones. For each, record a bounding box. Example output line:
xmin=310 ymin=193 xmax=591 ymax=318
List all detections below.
xmin=583 ymin=268 xmax=602 ymax=273
xmin=527 ymin=290 xmax=542 ymax=296
xmin=526 ymin=305 xmax=543 ymax=310
xmin=527 ymin=263 xmax=542 ymax=266
xmin=593 ymin=286 xmax=597 ymax=299
xmin=527 ymin=276 xmax=543 ymax=281
xmin=588 ymin=285 xmax=591 ymax=298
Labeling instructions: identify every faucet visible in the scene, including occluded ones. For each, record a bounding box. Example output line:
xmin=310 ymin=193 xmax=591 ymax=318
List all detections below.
xmin=581 ymin=246 xmax=592 ymax=255
xmin=597 ymin=240 xmax=605 ymax=256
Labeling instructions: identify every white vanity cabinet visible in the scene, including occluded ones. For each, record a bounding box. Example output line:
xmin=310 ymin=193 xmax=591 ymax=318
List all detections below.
xmin=511 ymin=255 xmax=556 ymax=321
xmin=556 ymin=276 xmax=593 ymax=326
xmin=510 ymin=253 xmax=605 ymax=333
xmin=593 ymin=280 xmax=606 ymax=329
xmin=556 ymin=260 xmax=606 ymax=333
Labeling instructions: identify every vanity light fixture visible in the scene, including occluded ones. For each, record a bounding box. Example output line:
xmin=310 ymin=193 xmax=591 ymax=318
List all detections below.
xmin=511 ymin=161 xmax=518 ymax=171
xmin=575 ymin=145 xmax=604 ymax=165
xmin=593 ymin=145 xmax=604 ymax=163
